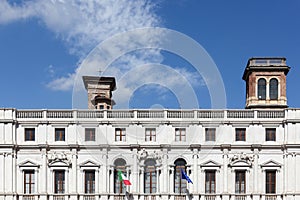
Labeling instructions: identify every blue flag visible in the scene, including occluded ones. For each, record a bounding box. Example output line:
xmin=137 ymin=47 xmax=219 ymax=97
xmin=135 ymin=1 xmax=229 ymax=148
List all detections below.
xmin=180 ymin=168 xmax=193 ymax=184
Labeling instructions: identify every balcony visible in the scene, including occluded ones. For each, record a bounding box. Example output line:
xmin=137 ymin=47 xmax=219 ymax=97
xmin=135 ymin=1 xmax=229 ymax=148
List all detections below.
xmin=14 ymin=109 xmax=286 ymax=120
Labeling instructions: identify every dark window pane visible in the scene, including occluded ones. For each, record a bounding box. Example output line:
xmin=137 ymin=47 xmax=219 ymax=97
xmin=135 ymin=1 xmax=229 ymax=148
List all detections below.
xmin=25 ymin=128 xmax=35 ymax=141
xmin=205 ymin=128 xmax=216 ymax=141
xmin=266 ymin=171 xmax=276 ymax=194
xmin=85 ymin=171 xmax=95 ymax=193
xmin=174 ymin=159 xmax=187 ymax=193
xmin=266 ymin=128 xmax=276 ymax=141
xmin=205 ymin=171 xmax=215 ymax=193
xmin=258 ymin=78 xmax=266 ymax=100
xmin=85 ymin=128 xmax=95 ymax=141
xmin=24 ymin=170 xmax=35 ymax=194
xmin=55 ymin=128 xmax=65 ymax=141
xmin=54 ymin=170 xmax=65 ymax=194
xmin=235 ymin=171 xmax=246 ymax=193
xmin=270 ymin=78 xmax=278 ymax=100
xmin=236 ymin=128 xmax=246 ymax=141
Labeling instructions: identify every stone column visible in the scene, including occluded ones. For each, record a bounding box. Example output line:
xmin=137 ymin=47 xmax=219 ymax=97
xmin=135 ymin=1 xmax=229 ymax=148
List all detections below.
xmin=132 ymin=149 xmax=138 ymax=193
xmin=109 ymin=168 xmax=114 ymax=194
xmin=252 ymin=148 xmax=259 ymax=200
xmin=222 ymin=148 xmax=229 ymax=200
xmin=102 ymin=149 xmax=108 ymax=194
xmin=156 ymin=166 xmax=160 ymax=193
xmin=140 ymin=168 xmax=145 ymax=194
xmin=170 ymin=167 xmax=174 ymax=194
xmin=193 ymin=149 xmax=198 ymax=193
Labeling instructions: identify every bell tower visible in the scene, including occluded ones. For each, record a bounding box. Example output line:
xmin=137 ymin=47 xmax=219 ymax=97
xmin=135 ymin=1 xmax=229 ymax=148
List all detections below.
xmin=243 ymin=57 xmax=290 ymax=109
xmin=82 ymin=76 xmax=116 ymax=109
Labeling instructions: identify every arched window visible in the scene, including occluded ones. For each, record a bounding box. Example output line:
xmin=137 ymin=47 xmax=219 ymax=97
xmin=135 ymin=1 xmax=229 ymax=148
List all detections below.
xmin=144 ymin=159 xmax=157 ymax=193
xmin=269 ymin=78 xmax=278 ymax=100
xmin=114 ymin=158 xmax=127 ymax=194
xmin=174 ymin=159 xmax=187 ymax=194
xmin=258 ymin=78 xmax=266 ymax=100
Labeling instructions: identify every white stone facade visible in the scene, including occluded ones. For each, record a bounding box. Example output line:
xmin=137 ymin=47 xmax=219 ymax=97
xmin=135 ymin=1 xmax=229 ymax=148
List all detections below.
xmin=0 ymin=109 xmax=300 ymax=200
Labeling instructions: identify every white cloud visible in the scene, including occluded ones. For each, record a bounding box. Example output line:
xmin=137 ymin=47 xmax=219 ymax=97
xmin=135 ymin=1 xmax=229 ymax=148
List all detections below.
xmin=0 ymin=0 xmax=208 ymax=109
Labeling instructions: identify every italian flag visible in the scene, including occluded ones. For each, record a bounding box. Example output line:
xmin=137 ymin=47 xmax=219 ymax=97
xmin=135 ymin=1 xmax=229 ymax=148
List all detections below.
xmin=118 ymin=170 xmax=131 ymax=186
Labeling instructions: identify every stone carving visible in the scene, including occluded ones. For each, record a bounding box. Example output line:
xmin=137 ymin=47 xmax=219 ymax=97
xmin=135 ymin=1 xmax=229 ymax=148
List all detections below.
xmin=48 ymin=152 xmax=71 ymax=165
xmin=138 ymin=148 xmax=162 ymax=163
xmin=229 ymin=152 xmax=254 ymax=166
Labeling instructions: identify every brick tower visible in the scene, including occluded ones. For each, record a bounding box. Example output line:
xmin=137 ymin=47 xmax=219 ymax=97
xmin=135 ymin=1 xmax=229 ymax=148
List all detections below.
xmin=82 ymin=76 xmax=116 ymax=109
xmin=243 ymin=57 xmax=290 ymax=109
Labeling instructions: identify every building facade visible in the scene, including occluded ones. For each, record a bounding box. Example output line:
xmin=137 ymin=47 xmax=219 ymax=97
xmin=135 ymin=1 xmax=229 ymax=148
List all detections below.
xmin=0 ymin=58 xmax=300 ymax=200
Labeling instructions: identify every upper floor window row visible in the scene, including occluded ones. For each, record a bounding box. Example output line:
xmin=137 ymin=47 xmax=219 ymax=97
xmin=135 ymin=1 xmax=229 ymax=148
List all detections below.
xmin=257 ymin=78 xmax=279 ymax=100
xmin=23 ymin=127 xmax=276 ymax=142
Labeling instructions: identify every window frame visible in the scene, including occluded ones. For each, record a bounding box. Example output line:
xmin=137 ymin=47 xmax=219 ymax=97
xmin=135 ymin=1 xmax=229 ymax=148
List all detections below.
xmin=115 ymin=128 xmax=126 ymax=142
xmin=54 ymin=170 xmax=65 ymax=194
xmin=25 ymin=128 xmax=35 ymax=141
xmin=55 ymin=128 xmax=66 ymax=141
xmin=175 ymin=128 xmax=186 ymax=142
xmin=144 ymin=162 xmax=157 ymax=193
xmin=266 ymin=170 xmax=276 ymax=194
xmin=266 ymin=128 xmax=276 ymax=141
xmin=269 ymin=78 xmax=278 ymax=100
xmin=235 ymin=128 xmax=246 ymax=141
xmin=24 ymin=170 xmax=35 ymax=194
xmin=205 ymin=128 xmax=216 ymax=141
xmin=85 ymin=170 xmax=95 ymax=194
xmin=235 ymin=170 xmax=246 ymax=194
xmin=258 ymin=78 xmax=267 ymax=100
xmin=174 ymin=159 xmax=187 ymax=194
xmin=205 ymin=170 xmax=216 ymax=194
xmin=85 ymin=128 xmax=96 ymax=141
xmin=145 ymin=128 xmax=156 ymax=142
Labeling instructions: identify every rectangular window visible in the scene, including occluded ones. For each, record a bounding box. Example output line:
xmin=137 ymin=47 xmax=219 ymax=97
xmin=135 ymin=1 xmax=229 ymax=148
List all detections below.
xmin=266 ymin=171 xmax=276 ymax=194
xmin=85 ymin=128 xmax=96 ymax=141
xmin=85 ymin=171 xmax=95 ymax=194
xmin=175 ymin=128 xmax=186 ymax=142
xmin=144 ymin=166 xmax=157 ymax=193
xmin=24 ymin=170 xmax=35 ymax=194
xmin=205 ymin=128 xmax=216 ymax=141
xmin=145 ymin=128 xmax=156 ymax=142
xmin=235 ymin=171 xmax=246 ymax=193
xmin=205 ymin=170 xmax=215 ymax=193
xmin=54 ymin=170 xmax=65 ymax=194
xmin=55 ymin=128 xmax=65 ymax=141
xmin=266 ymin=128 xmax=276 ymax=141
xmin=25 ymin=128 xmax=35 ymax=141
xmin=236 ymin=128 xmax=246 ymax=141
xmin=115 ymin=128 xmax=126 ymax=142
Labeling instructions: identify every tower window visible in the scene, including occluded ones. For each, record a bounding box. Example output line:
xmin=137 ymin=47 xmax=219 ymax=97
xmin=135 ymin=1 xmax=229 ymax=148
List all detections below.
xmin=258 ymin=78 xmax=266 ymax=100
xmin=269 ymin=78 xmax=278 ymax=100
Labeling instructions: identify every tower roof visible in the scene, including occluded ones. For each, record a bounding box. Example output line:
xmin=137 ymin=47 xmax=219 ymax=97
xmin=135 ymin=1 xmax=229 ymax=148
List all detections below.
xmin=82 ymin=76 xmax=116 ymax=90
xmin=242 ymin=57 xmax=290 ymax=80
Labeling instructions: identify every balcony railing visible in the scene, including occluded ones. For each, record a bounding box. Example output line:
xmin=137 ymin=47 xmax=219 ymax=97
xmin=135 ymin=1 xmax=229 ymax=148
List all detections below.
xmin=23 ymin=195 xmax=35 ymax=200
xmin=14 ymin=109 xmax=286 ymax=120
xmin=205 ymin=195 xmax=216 ymax=200
xmin=174 ymin=195 xmax=186 ymax=200
xmin=114 ymin=195 xmax=125 ymax=200
xmin=144 ymin=195 xmax=156 ymax=200
xmin=53 ymin=195 xmax=65 ymax=200
xmin=83 ymin=195 xmax=95 ymax=200
xmin=265 ymin=195 xmax=277 ymax=200
xmin=235 ymin=195 xmax=246 ymax=200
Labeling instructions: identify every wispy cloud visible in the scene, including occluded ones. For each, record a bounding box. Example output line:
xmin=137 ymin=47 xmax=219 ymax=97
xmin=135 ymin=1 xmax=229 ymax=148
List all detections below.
xmin=0 ymin=0 xmax=208 ymax=109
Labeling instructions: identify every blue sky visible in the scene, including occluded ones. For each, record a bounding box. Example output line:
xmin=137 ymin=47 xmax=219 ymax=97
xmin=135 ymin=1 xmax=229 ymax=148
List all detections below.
xmin=0 ymin=0 xmax=299 ymax=109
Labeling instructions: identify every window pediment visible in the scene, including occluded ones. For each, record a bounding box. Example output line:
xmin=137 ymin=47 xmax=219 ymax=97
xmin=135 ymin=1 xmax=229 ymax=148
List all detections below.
xmin=18 ymin=160 xmax=40 ymax=168
xmin=260 ymin=160 xmax=282 ymax=169
xmin=79 ymin=160 xmax=100 ymax=168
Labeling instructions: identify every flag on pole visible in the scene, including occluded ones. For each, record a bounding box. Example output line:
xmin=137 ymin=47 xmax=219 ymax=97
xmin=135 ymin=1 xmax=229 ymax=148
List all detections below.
xmin=181 ymin=168 xmax=193 ymax=184
xmin=118 ymin=170 xmax=132 ymax=185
